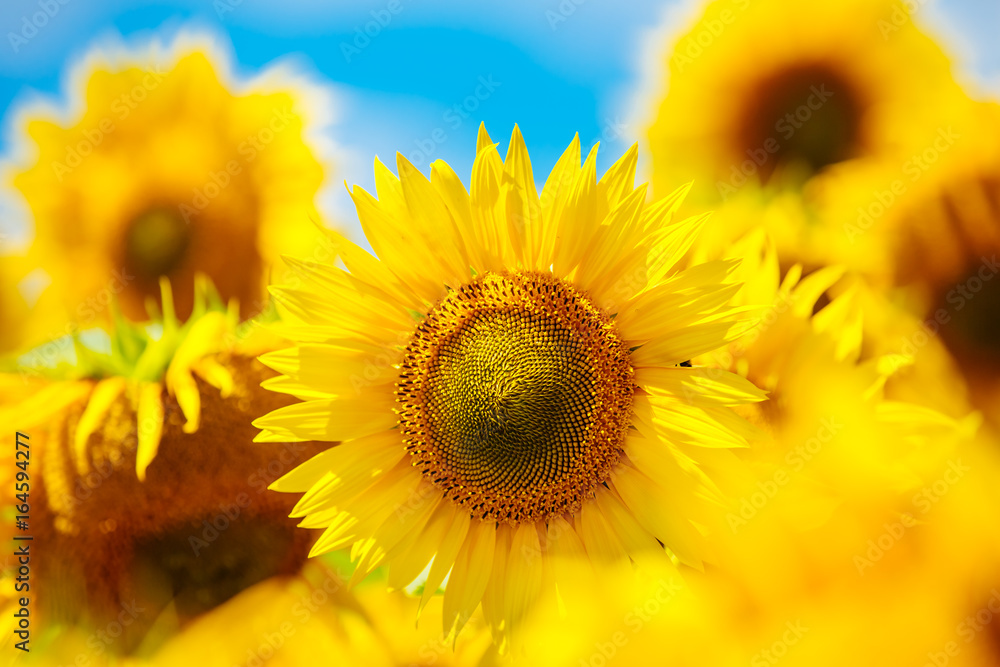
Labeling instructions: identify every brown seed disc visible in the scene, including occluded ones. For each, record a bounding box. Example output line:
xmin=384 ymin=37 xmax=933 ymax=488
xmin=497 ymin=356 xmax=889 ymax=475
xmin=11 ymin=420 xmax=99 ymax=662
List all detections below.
xmin=396 ymin=271 xmax=635 ymax=524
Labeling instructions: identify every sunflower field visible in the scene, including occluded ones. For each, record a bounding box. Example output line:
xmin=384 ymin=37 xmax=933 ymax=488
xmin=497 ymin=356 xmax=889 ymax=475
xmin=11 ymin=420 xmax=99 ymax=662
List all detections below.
xmin=1 ymin=1 xmax=999 ymax=665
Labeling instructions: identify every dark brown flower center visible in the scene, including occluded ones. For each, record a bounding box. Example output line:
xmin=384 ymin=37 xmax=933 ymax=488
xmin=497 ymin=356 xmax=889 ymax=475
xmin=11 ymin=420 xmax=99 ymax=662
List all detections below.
xmin=124 ymin=207 xmax=191 ymax=281
xmin=738 ymin=63 xmax=864 ymax=183
xmin=396 ymin=272 xmax=635 ymax=525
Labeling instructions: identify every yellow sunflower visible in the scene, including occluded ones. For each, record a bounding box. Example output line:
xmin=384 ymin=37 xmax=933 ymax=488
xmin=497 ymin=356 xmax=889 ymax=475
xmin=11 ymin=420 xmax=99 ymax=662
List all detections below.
xmin=14 ymin=559 xmax=496 ymax=666
xmin=516 ymin=438 xmax=1000 ymax=667
xmin=0 ymin=280 xmax=334 ymax=658
xmin=8 ymin=42 xmax=327 ymax=329
xmin=0 ymin=254 xmax=36 ymax=354
xmin=699 ymin=231 xmax=975 ymax=525
xmin=864 ymin=103 xmax=1000 ymax=426
xmin=646 ymin=0 xmax=971 ymax=205
xmin=254 ymin=125 xmax=764 ymax=647
xmin=513 ymin=234 xmax=990 ymax=667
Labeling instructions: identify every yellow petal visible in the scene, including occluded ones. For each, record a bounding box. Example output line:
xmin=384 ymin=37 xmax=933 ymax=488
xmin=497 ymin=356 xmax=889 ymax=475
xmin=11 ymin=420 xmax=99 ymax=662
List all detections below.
xmin=418 ymin=509 xmax=471 ymax=613
xmin=272 ymin=429 xmax=404 ymax=493
xmin=387 ymin=500 xmax=460 ymax=592
xmin=536 ymin=134 xmax=581 ymax=271
xmin=252 ymin=392 xmax=397 ymax=443
xmin=636 ymin=366 xmax=767 ymax=406
xmin=612 ymin=465 xmax=706 ymax=569
xmin=73 ymin=377 xmax=127 ymax=475
xmin=503 ymin=522 xmax=544 ymax=645
xmin=135 ymin=381 xmax=165 ymax=481
xmin=578 ymin=498 xmax=629 ymax=564
xmin=501 ymin=124 xmax=540 ymax=267
xmin=443 ymin=518 xmax=497 ymax=640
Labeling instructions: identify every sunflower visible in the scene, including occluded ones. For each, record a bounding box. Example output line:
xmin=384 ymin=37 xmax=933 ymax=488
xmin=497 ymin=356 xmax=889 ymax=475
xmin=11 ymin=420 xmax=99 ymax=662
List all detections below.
xmin=14 ymin=559 xmax=496 ymax=666
xmin=645 ymin=0 xmax=971 ymax=205
xmin=513 ymin=235 xmax=990 ymax=667
xmin=698 ymin=231 xmax=975 ymax=522
xmin=866 ymin=103 xmax=1000 ymax=426
xmin=8 ymin=42 xmax=327 ymax=328
xmin=515 ymin=448 xmax=1000 ymax=667
xmin=0 ymin=254 xmax=35 ymax=354
xmin=254 ymin=125 xmax=763 ymax=647
xmin=0 ymin=281 xmax=333 ymax=658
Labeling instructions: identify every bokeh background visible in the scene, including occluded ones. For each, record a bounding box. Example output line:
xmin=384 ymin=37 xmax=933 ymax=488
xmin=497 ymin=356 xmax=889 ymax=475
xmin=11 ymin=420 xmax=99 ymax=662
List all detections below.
xmin=1 ymin=0 xmax=998 ymax=249
xmin=4 ymin=2 xmax=1000 ymax=666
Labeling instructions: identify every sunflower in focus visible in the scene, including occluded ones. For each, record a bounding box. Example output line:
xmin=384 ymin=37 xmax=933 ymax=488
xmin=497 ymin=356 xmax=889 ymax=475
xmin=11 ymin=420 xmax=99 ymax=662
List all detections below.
xmin=9 ymin=43 xmax=326 ymax=329
xmin=646 ymin=0 xmax=970 ymax=206
xmin=255 ymin=125 xmax=764 ymax=647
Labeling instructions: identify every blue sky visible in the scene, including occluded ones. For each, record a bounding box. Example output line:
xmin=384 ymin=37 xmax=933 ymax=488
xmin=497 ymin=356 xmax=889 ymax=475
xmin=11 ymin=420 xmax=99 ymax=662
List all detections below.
xmin=0 ymin=0 xmax=997 ymax=243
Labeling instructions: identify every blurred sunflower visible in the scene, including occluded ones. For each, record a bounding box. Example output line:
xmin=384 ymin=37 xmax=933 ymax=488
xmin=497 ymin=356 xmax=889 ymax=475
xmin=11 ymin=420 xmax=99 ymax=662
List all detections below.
xmin=0 ymin=255 xmax=36 ymax=354
xmin=255 ymin=125 xmax=763 ymax=648
xmin=871 ymin=104 xmax=1000 ymax=425
xmin=646 ymin=0 xmax=970 ymax=205
xmin=507 ymin=233 xmax=990 ymax=667
xmin=700 ymin=231 xmax=974 ymax=523
xmin=9 ymin=43 xmax=327 ymax=328
xmin=15 ymin=561 xmax=496 ymax=666
xmin=0 ymin=280 xmax=333 ymax=658
xmin=515 ymin=465 xmax=1000 ymax=667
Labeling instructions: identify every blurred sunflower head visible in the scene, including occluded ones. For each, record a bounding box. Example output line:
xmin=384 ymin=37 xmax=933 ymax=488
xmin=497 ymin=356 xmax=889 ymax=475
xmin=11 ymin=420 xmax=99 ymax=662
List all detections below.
xmin=255 ymin=125 xmax=764 ymax=648
xmin=3 ymin=281 xmax=329 ymax=656
xmin=687 ymin=232 xmax=979 ymax=614
xmin=0 ymin=254 xmax=37 ymax=354
xmin=13 ymin=557 xmax=498 ymax=666
xmin=876 ymin=104 xmax=1000 ymax=422
xmin=593 ymin=232 xmax=992 ymax=667
xmin=646 ymin=0 xmax=969 ymax=204
xmin=9 ymin=42 xmax=327 ymax=329
xmin=703 ymin=232 xmax=973 ymax=507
